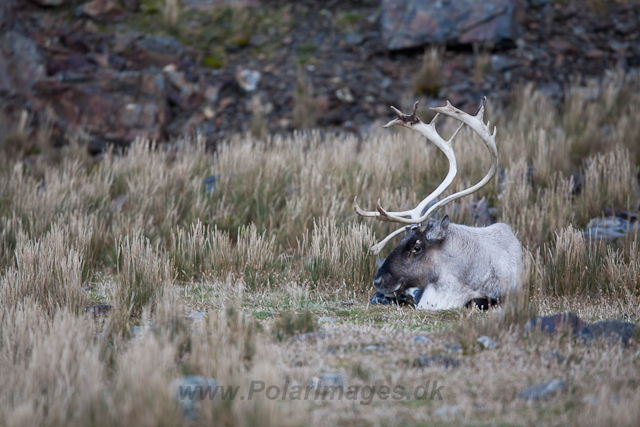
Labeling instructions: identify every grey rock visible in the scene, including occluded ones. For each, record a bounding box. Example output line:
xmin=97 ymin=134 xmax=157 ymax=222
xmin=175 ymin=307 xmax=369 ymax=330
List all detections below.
xmin=433 ymin=405 xmax=462 ymax=418
xmin=318 ymin=316 xmax=338 ymax=323
xmin=577 ymin=320 xmax=637 ymax=347
xmin=110 ymin=194 xmax=128 ymax=211
xmin=444 ymin=344 xmax=462 ymax=354
xmin=203 ymin=176 xmax=217 ymax=193
xmin=236 ymin=69 xmax=261 ymax=92
xmin=0 ymin=31 xmax=46 ymax=96
xmin=491 ymin=55 xmax=519 ymax=72
xmin=582 ymin=396 xmax=599 ymax=407
xmin=173 ymin=376 xmax=218 ymax=419
xmin=363 ymin=345 xmax=384 ymax=351
xmin=344 ymin=33 xmax=365 ymax=46
xmin=187 ymin=311 xmax=206 ymax=322
xmin=381 ymin=0 xmax=521 ymax=50
xmin=584 ymin=217 xmax=637 ymax=240
xmin=477 ymin=336 xmax=498 ymax=349
xmin=414 ymin=354 xmax=460 ymax=370
xmin=542 ymin=351 xmax=566 ymax=364
xmin=518 ymin=378 xmax=567 ymax=400
xmin=412 ymin=335 xmax=429 ymax=344
xmin=85 ymin=304 xmax=112 ymax=318
xmin=292 ymin=332 xmax=330 ymax=341
xmin=335 ymin=87 xmax=355 ymax=104
xmin=525 ymin=312 xmax=586 ymax=335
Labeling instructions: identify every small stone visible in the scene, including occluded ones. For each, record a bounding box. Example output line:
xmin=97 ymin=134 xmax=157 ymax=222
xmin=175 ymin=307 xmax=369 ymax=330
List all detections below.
xmin=344 ymin=33 xmax=365 ymax=46
xmin=173 ymin=376 xmax=218 ymax=419
xmin=335 ymin=87 xmax=355 ymax=104
xmin=235 ymin=68 xmax=261 ymax=92
xmin=518 ymin=378 xmax=567 ymax=401
xmin=490 ymin=55 xmax=519 ymax=72
xmin=203 ymin=106 xmax=215 ymax=120
xmin=187 ymin=311 xmax=206 ymax=322
xmin=310 ymin=373 xmax=343 ymax=390
xmin=542 ymin=351 xmax=566 ymax=364
xmin=444 ymin=344 xmax=462 ymax=354
xmin=203 ymin=176 xmax=216 ymax=193
xmin=78 ymin=0 xmax=123 ymax=21
xmin=85 ymin=304 xmax=112 ymax=317
xmin=477 ymin=336 xmax=498 ymax=349
xmin=412 ymin=335 xmax=429 ymax=344
xmin=292 ymin=332 xmax=330 ymax=342
xmin=582 ymin=396 xmax=599 ymax=407
xmin=110 ymin=194 xmax=128 ymax=211
xmin=363 ymin=345 xmax=384 ymax=351
xmin=433 ymin=405 xmax=462 ymax=418
xmin=414 ymin=354 xmax=460 ymax=369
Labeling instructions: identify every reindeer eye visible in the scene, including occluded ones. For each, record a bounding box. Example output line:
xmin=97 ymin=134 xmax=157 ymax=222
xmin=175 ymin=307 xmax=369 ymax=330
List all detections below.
xmin=412 ymin=245 xmax=422 ymax=253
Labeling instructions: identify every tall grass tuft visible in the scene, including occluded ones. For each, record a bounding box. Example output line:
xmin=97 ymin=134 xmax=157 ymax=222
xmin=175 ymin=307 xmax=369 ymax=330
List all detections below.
xmin=0 ymin=225 xmax=89 ymax=316
xmin=114 ymin=233 xmax=172 ymax=318
xmin=300 ymin=218 xmax=377 ymax=293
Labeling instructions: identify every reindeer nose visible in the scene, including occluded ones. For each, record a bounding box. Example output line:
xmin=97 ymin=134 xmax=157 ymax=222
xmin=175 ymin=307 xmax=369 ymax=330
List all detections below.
xmin=373 ymin=275 xmax=384 ymax=289
xmin=373 ymin=269 xmax=392 ymax=291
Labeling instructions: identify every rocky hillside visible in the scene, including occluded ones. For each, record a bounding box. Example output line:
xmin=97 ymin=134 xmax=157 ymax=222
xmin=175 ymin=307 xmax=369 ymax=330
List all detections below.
xmin=1 ymin=0 xmax=639 ymax=152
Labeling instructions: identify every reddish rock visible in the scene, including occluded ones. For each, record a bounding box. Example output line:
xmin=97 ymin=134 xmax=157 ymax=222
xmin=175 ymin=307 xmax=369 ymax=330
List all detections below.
xmin=79 ymin=0 xmax=124 ymax=22
xmin=126 ymin=35 xmax=185 ymax=69
xmin=33 ymin=69 xmax=168 ymax=143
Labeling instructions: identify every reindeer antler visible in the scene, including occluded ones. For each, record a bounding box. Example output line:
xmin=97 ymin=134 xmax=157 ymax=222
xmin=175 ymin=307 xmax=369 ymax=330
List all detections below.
xmin=355 ymin=97 xmax=498 ymax=254
xmin=354 ymin=101 xmax=464 ymax=223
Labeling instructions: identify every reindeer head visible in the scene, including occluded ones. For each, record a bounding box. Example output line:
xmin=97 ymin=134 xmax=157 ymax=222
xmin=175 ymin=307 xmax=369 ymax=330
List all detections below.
xmin=372 ymin=216 xmax=450 ymax=294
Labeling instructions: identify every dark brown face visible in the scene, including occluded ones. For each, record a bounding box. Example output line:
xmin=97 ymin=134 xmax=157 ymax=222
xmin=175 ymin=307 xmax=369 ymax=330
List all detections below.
xmin=372 ymin=216 xmax=450 ymax=294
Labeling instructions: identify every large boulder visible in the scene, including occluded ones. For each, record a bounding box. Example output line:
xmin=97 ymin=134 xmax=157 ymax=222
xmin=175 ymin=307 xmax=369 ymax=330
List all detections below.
xmin=33 ymin=69 xmax=169 ymax=143
xmin=381 ymin=0 xmax=523 ymax=50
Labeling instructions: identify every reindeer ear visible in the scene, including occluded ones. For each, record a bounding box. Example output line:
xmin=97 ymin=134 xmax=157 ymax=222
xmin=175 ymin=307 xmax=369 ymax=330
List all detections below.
xmin=441 ymin=215 xmax=450 ymax=230
xmin=425 ymin=215 xmax=449 ymax=243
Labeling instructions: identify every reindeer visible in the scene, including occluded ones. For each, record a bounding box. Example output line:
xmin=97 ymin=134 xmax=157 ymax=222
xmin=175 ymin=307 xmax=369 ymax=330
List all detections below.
xmin=354 ymin=98 xmax=522 ymax=310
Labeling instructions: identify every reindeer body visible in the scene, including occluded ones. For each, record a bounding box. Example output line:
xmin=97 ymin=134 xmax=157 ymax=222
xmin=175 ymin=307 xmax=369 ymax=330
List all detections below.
xmin=373 ymin=220 xmax=522 ymax=310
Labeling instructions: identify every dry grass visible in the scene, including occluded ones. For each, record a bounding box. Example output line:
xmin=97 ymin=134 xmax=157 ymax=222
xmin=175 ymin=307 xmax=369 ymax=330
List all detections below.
xmin=412 ymin=46 xmax=444 ymax=97
xmin=0 ymin=73 xmax=639 ymax=425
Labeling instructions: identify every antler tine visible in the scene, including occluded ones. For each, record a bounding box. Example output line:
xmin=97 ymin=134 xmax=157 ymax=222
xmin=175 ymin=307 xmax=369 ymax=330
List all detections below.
xmin=384 ymin=101 xmax=420 ymax=128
